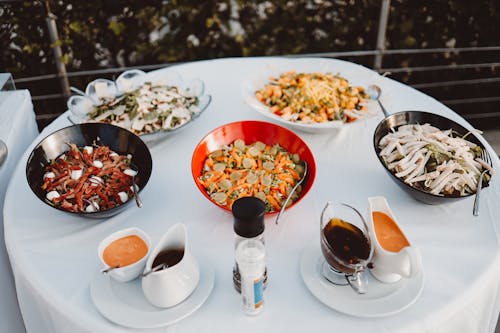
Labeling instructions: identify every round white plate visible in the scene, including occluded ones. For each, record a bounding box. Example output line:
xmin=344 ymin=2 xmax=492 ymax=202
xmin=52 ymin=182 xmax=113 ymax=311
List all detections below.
xmin=300 ymin=241 xmax=424 ymax=317
xmin=90 ymin=258 xmax=215 ymax=329
xmin=241 ymin=57 xmax=383 ymax=134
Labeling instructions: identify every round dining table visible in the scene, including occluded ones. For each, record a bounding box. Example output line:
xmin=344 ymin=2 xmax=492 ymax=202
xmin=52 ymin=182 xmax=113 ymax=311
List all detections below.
xmin=4 ymin=57 xmax=500 ymax=333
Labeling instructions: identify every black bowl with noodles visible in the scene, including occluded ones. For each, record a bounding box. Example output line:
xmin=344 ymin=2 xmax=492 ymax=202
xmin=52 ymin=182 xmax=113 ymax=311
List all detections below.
xmin=373 ymin=111 xmax=492 ymax=205
xmin=26 ymin=123 xmax=153 ymax=218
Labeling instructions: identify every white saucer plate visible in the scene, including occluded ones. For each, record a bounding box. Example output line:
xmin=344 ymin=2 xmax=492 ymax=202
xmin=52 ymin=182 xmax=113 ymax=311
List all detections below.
xmin=300 ymin=241 xmax=424 ymax=318
xmin=90 ymin=257 xmax=215 ymax=329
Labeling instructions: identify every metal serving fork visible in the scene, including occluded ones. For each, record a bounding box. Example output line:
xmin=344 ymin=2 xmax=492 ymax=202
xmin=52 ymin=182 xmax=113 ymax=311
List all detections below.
xmin=473 ymin=149 xmax=492 ymax=216
xmin=275 ymin=160 xmax=308 ymax=225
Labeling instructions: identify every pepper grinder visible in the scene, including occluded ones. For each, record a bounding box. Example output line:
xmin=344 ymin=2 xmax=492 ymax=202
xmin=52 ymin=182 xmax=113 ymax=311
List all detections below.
xmin=232 ymin=196 xmax=268 ymax=293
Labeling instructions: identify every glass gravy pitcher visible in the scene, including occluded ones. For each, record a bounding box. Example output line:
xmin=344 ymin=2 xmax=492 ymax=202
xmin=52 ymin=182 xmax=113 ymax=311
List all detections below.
xmin=320 ymin=201 xmax=374 ymax=294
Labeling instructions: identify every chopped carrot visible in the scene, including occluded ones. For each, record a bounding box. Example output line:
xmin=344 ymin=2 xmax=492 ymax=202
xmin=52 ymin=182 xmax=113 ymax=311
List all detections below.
xmin=231 ymin=150 xmax=241 ymax=167
xmin=266 ymin=194 xmax=281 ymax=211
xmin=277 ymin=174 xmax=294 ymax=183
xmin=285 ymin=166 xmax=300 ymax=180
xmin=278 ymin=183 xmax=287 ymax=196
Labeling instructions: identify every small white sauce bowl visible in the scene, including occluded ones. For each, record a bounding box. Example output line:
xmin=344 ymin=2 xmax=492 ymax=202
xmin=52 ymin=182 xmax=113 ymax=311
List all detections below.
xmin=98 ymin=227 xmax=151 ymax=282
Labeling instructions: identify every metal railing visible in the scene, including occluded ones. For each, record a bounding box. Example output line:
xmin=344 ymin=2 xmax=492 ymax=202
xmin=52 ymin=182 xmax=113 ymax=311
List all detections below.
xmin=23 ymin=46 xmax=500 ymax=123
xmin=6 ymin=0 xmax=500 ymax=126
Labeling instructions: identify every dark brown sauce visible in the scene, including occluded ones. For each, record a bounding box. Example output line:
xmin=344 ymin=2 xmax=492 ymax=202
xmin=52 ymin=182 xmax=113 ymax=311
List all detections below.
xmin=321 ymin=218 xmax=370 ymax=273
xmin=152 ymin=248 xmax=184 ymax=268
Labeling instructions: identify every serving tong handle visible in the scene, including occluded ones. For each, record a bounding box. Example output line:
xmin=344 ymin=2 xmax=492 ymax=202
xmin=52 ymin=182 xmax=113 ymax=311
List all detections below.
xmin=473 ymin=149 xmax=492 ymax=216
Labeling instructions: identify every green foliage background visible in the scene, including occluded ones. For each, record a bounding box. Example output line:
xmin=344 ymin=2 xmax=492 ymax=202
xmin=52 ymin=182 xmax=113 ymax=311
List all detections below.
xmin=1 ymin=0 xmax=499 ymax=128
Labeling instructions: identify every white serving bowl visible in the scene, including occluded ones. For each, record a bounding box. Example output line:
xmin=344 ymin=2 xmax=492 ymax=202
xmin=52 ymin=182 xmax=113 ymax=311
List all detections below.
xmin=98 ymin=227 xmax=152 ymax=282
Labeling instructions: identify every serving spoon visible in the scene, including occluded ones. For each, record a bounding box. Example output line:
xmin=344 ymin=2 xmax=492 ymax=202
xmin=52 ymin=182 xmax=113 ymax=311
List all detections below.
xmin=142 ymin=263 xmax=167 ymax=277
xmin=275 ymin=160 xmax=308 ymax=225
xmin=101 ymin=265 xmax=120 ymax=274
xmin=0 ymin=139 xmax=7 ymax=168
xmin=366 ymin=85 xmax=389 ymax=117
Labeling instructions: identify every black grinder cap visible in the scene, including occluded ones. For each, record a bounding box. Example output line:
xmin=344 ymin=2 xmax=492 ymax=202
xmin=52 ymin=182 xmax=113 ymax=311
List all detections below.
xmin=232 ymin=197 xmax=266 ymax=238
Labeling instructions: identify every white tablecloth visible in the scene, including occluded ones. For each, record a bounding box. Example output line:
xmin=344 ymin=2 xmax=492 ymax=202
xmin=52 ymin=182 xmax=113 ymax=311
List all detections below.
xmin=4 ymin=58 xmax=500 ymax=333
xmin=0 ymin=90 xmax=38 ymax=333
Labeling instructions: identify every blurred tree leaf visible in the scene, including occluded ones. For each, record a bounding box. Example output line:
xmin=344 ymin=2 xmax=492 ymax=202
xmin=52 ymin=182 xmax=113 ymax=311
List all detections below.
xmin=0 ymin=0 xmax=499 ymax=103
xmin=69 ymin=21 xmax=83 ymax=34
xmin=108 ymin=20 xmax=125 ymax=36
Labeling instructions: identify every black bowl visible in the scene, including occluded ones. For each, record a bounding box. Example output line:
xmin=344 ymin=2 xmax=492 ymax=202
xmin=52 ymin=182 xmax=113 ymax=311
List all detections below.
xmin=26 ymin=123 xmax=153 ymax=218
xmin=373 ymin=110 xmax=491 ymax=205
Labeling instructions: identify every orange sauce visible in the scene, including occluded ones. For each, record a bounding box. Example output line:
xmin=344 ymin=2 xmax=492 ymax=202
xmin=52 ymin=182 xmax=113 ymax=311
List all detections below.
xmin=372 ymin=211 xmax=409 ymax=252
xmin=103 ymin=235 xmax=148 ymax=267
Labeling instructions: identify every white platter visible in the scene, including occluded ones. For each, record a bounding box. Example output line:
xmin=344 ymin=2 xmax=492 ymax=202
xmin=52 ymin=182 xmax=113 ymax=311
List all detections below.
xmin=300 ymin=240 xmax=424 ymax=318
xmin=68 ymin=68 xmax=211 ymax=143
xmin=90 ymin=257 xmax=215 ymax=329
xmin=241 ymin=57 xmax=383 ymax=134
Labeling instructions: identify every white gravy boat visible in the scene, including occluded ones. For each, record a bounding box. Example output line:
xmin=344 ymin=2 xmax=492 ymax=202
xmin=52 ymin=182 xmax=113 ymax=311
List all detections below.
xmin=367 ymin=196 xmax=422 ymax=283
xmin=142 ymin=223 xmax=200 ymax=308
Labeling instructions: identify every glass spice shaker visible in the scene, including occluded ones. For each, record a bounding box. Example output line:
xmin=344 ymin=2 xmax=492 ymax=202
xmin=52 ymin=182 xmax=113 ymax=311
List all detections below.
xmin=236 ymin=238 xmax=266 ymax=315
xmin=232 ymin=196 xmax=268 ymax=293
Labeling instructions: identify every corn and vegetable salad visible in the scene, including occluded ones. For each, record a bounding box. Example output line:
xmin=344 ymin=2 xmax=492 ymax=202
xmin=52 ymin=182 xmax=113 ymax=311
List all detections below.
xmin=255 ymin=71 xmax=369 ymax=124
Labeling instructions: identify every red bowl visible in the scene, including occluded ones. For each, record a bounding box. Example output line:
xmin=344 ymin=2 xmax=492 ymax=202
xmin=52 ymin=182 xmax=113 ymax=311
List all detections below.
xmin=191 ymin=120 xmax=316 ymax=214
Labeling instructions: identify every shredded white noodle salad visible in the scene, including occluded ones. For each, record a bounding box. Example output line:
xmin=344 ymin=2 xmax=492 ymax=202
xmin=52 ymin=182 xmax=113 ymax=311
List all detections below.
xmin=378 ymin=123 xmax=493 ymax=196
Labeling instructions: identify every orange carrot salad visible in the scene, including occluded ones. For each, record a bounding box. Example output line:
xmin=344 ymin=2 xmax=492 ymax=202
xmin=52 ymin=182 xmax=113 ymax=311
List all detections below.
xmin=198 ymin=139 xmax=305 ymax=212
